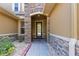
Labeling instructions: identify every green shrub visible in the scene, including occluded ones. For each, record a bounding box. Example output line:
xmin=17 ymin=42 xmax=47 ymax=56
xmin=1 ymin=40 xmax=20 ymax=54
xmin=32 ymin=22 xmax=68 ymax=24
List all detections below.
xmin=0 ymin=37 xmax=15 ymax=56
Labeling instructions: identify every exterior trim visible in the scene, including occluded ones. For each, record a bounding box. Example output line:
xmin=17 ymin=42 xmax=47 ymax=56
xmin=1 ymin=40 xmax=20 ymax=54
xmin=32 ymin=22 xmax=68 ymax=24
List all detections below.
xmin=50 ymin=33 xmax=77 ymax=56
xmin=22 ymin=3 xmax=24 ymax=12
xmin=30 ymin=12 xmax=47 ymax=16
xmin=71 ymin=4 xmax=77 ymax=39
xmin=47 ymin=17 xmax=50 ymax=42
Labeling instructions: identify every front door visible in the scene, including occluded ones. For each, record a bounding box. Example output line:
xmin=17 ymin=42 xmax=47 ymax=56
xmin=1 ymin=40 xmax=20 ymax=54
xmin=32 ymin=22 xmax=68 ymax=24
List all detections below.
xmin=36 ymin=22 xmax=42 ymax=38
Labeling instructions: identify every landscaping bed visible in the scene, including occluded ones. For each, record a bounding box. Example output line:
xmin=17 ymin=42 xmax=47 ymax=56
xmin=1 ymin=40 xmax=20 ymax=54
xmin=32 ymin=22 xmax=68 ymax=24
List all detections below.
xmin=12 ymin=41 xmax=31 ymax=56
xmin=0 ymin=37 xmax=15 ymax=56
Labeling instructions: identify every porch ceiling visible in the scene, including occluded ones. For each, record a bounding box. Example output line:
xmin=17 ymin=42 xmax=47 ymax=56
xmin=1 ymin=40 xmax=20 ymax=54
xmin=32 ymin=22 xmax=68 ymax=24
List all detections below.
xmin=43 ymin=3 xmax=56 ymax=16
xmin=31 ymin=14 xmax=47 ymax=20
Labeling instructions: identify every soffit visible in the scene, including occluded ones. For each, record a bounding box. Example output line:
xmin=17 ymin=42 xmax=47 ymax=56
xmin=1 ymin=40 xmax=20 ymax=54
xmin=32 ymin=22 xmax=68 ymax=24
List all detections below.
xmin=43 ymin=3 xmax=56 ymax=16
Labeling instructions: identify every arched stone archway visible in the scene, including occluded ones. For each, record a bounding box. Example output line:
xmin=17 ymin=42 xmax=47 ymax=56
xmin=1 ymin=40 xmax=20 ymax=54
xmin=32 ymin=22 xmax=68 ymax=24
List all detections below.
xmin=24 ymin=10 xmax=50 ymax=43
xmin=31 ymin=13 xmax=47 ymax=41
xmin=24 ymin=3 xmax=49 ymax=43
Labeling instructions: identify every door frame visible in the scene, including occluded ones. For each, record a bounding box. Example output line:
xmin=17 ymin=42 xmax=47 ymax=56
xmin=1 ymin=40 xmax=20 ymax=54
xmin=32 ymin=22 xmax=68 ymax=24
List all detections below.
xmin=36 ymin=22 xmax=42 ymax=38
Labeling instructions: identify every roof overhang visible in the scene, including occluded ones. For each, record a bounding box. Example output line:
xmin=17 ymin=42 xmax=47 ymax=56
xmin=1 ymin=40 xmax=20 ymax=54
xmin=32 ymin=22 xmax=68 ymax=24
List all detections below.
xmin=43 ymin=3 xmax=56 ymax=16
xmin=0 ymin=6 xmax=21 ymax=21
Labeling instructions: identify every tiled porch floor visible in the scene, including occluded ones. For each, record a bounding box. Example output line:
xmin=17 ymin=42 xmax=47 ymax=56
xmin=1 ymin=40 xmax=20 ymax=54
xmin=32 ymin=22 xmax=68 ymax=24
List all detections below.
xmin=26 ymin=39 xmax=49 ymax=56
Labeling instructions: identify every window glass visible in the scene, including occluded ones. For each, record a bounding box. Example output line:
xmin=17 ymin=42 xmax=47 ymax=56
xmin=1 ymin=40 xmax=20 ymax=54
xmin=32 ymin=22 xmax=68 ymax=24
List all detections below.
xmin=21 ymin=28 xmax=24 ymax=34
xmin=14 ymin=3 xmax=19 ymax=11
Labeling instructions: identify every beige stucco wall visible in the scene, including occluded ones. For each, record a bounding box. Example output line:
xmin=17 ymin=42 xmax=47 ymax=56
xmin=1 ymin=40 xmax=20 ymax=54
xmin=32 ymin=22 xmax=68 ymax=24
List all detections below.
xmin=49 ymin=4 xmax=72 ymax=38
xmin=0 ymin=13 xmax=18 ymax=34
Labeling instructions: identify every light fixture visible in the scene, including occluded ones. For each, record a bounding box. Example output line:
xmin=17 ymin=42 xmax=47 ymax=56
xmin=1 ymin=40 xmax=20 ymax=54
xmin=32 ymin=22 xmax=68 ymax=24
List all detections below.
xmin=37 ymin=14 xmax=40 ymax=17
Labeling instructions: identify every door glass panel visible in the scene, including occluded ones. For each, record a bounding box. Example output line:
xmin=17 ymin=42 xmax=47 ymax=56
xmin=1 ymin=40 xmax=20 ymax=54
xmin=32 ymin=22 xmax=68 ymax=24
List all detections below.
xmin=37 ymin=23 xmax=42 ymax=36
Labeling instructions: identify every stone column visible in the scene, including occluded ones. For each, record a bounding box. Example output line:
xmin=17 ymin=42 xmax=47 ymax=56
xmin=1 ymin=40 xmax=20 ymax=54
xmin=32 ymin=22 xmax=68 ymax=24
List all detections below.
xmin=24 ymin=3 xmax=31 ymax=43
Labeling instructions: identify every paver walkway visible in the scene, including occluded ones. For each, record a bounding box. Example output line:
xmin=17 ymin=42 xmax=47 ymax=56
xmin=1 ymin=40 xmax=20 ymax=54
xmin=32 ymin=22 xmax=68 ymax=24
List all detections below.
xmin=26 ymin=39 xmax=49 ymax=56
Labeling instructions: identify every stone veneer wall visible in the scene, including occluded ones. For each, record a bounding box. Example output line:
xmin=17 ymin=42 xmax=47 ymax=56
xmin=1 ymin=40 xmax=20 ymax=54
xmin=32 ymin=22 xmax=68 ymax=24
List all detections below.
xmin=48 ymin=34 xmax=69 ymax=56
xmin=24 ymin=3 xmax=31 ymax=43
xmin=24 ymin=17 xmax=31 ymax=43
xmin=24 ymin=3 xmax=45 ymax=43
xmin=0 ymin=34 xmax=18 ymax=42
